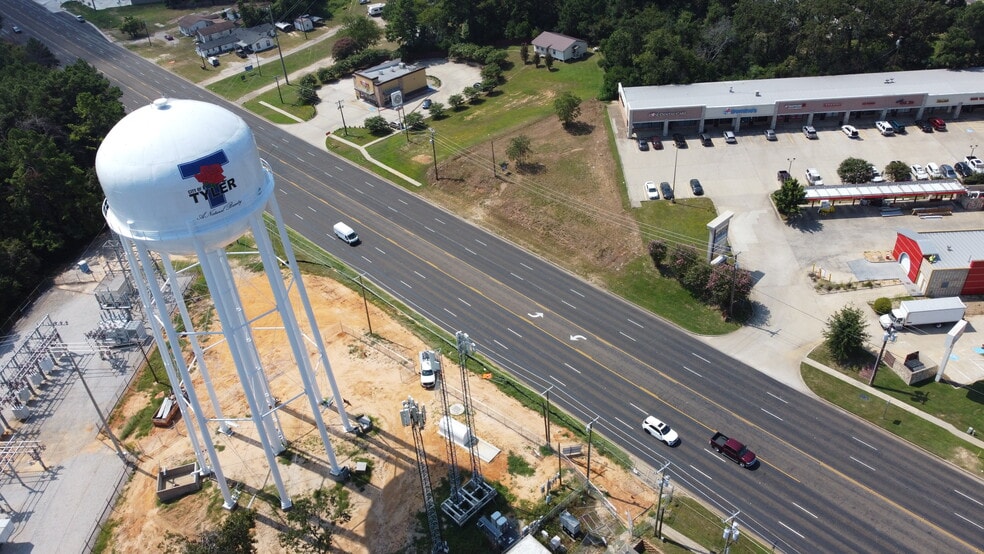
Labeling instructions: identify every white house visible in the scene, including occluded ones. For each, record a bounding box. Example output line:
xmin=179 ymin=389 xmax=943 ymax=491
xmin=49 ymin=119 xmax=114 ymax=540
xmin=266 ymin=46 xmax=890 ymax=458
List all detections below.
xmin=293 ymin=15 xmax=315 ymax=32
xmin=531 ymin=31 xmax=588 ymax=62
xmin=195 ymin=19 xmax=237 ymax=43
xmin=237 ymin=24 xmax=277 ymax=53
xmin=177 ymin=14 xmax=214 ymax=37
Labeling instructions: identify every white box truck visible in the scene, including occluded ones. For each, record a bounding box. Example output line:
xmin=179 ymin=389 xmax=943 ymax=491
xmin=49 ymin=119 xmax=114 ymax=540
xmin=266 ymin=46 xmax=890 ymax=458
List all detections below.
xmin=879 ymin=297 xmax=966 ymax=330
xmin=367 ymin=3 xmax=385 ymax=16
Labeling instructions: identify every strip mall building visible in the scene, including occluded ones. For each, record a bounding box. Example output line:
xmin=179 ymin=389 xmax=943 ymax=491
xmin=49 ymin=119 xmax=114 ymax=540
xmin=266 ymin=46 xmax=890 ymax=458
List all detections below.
xmin=618 ymin=68 xmax=984 ymax=138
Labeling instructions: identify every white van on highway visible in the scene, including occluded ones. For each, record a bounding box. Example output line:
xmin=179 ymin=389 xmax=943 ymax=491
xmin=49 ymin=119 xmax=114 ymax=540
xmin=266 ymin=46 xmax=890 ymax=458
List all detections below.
xmin=333 ymin=222 xmax=360 ymax=245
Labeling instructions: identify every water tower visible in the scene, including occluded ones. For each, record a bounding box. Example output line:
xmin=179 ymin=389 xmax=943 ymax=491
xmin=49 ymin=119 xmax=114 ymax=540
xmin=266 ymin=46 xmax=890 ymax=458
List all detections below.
xmin=95 ymin=97 xmax=353 ymax=509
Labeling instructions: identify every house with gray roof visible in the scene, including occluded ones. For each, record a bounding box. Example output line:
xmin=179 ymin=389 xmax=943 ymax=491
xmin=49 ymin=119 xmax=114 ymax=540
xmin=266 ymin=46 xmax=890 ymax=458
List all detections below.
xmin=531 ymin=31 xmax=587 ymax=62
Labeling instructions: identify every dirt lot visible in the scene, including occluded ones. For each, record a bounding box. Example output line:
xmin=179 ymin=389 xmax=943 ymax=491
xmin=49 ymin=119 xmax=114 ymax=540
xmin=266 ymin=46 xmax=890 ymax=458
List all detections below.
xmin=103 ymin=266 xmax=656 ymax=552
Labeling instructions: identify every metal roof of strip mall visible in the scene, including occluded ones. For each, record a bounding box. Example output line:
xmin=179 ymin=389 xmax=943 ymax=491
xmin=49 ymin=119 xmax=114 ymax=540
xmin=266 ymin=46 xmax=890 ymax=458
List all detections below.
xmin=803 ymin=181 xmax=966 ymax=203
xmin=618 ymin=67 xmax=984 ymax=134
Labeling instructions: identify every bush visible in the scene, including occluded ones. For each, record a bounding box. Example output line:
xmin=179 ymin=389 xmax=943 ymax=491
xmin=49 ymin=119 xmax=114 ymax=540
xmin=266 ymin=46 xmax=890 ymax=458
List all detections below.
xmin=873 ymin=297 xmax=893 ymax=315
xmin=299 ymin=73 xmax=318 ymax=88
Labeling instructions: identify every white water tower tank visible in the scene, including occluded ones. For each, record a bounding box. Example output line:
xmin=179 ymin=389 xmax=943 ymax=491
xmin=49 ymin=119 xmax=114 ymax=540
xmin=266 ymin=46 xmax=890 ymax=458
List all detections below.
xmin=95 ymin=97 xmax=274 ymax=255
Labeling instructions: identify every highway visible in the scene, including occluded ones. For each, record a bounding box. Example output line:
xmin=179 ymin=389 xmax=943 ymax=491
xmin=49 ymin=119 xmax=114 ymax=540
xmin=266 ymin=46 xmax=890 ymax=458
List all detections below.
xmin=6 ymin=2 xmax=982 ymax=551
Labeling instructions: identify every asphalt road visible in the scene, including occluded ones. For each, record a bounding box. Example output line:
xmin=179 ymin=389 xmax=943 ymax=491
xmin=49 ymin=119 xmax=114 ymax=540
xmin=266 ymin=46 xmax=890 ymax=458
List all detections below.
xmin=7 ymin=2 xmax=982 ymax=552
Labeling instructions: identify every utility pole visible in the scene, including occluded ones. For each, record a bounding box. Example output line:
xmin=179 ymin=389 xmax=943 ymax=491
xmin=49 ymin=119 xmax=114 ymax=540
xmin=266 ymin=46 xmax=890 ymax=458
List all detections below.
xmin=868 ymin=326 xmax=896 ymax=386
xmin=429 ymin=128 xmax=439 ymax=179
xmin=585 ymin=416 xmax=599 ymax=490
xmin=540 ymin=385 xmax=554 ymax=445
xmin=269 ymin=9 xmax=289 ymax=84
xmin=491 ymin=140 xmax=497 ymax=177
xmin=337 ymin=100 xmax=348 ymax=136
xmin=727 ymin=252 xmax=740 ymax=321
xmin=723 ymin=512 xmax=740 ymax=554
xmin=653 ymin=462 xmax=670 ymax=539
xmin=671 ymin=144 xmax=679 ymax=203
xmin=358 ymin=274 xmax=373 ymax=335
xmin=274 ymin=76 xmax=283 ymax=104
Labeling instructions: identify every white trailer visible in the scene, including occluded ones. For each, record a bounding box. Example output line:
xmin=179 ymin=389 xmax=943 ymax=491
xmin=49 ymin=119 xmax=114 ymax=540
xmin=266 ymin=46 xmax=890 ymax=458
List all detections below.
xmin=367 ymin=3 xmax=385 ymax=16
xmin=879 ymin=297 xmax=966 ymax=330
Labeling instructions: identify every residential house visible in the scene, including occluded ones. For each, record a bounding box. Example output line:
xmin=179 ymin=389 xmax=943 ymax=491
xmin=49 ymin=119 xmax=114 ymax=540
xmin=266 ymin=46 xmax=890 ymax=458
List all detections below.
xmin=353 ymin=59 xmax=428 ymax=108
xmin=196 ymin=19 xmax=237 ymax=43
xmin=178 ymin=14 xmax=214 ymax=37
xmin=237 ymin=24 xmax=276 ymax=53
xmin=531 ymin=31 xmax=588 ymax=62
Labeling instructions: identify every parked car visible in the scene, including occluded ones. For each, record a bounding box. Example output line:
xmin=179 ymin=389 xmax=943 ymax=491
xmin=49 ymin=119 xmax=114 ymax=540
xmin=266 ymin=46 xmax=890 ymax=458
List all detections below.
xmin=802 ymin=125 xmax=818 ymax=139
xmin=650 ymin=136 xmax=663 ymax=150
xmin=672 ymin=133 xmax=687 ymax=148
xmin=913 ymin=120 xmax=932 ymax=133
xmin=888 ymin=119 xmax=906 ymax=134
xmin=235 ymin=49 xmax=248 ymax=58
xmin=910 ymin=164 xmax=929 ymax=180
xmin=805 ymin=168 xmax=823 ymax=186
xmin=422 ymin=98 xmax=432 ymax=109
xmin=699 ymin=133 xmax=713 ymax=147
xmin=418 ymin=350 xmax=439 ymax=389
xmin=928 ymin=117 xmax=947 ymax=131
xmin=689 ymin=178 xmax=704 ymax=196
xmin=637 ymin=139 xmax=649 ymax=151
xmin=966 ymin=155 xmax=984 ymax=173
xmin=764 ymin=129 xmax=777 ymax=141
xmin=926 ymin=162 xmax=942 ymax=179
xmin=645 ymin=181 xmax=659 ymax=200
xmin=841 ymin=125 xmax=859 ymax=138
xmin=659 ymin=182 xmax=673 ymax=200
xmin=777 ymin=169 xmax=792 ymax=184
xmin=76 ymin=15 xmax=85 ymax=22
xmin=723 ymin=131 xmax=737 ymax=144
xmin=12 ymin=25 xmax=22 ymax=33
xmin=940 ymin=164 xmax=958 ymax=180
xmin=954 ymin=162 xmax=974 ymax=179
xmin=875 ymin=121 xmax=895 ymax=136
xmin=870 ymin=167 xmax=885 ymax=183
xmin=164 ymin=34 xmax=174 ymax=41
xmin=642 ymin=416 xmax=680 ymax=446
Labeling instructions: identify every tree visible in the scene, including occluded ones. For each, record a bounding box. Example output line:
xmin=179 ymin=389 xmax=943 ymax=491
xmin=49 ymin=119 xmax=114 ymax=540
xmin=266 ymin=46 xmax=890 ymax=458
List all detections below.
xmin=448 ymin=94 xmax=465 ymax=110
xmin=296 ymin=84 xmax=318 ymax=106
xmin=162 ymin=508 xmax=256 ymax=553
xmin=543 ymin=54 xmax=554 ymax=70
xmin=885 ymin=160 xmax=911 ymax=182
xmin=519 ymin=43 xmax=530 ymax=64
xmin=506 ymin=135 xmax=532 ymax=166
xmin=771 ymin=178 xmax=806 ymax=219
xmin=364 ymin=115 xmax=390 ymax=134
xmin=428 ymin=102 xmax=446 ymax=119
xmin=332 ymin=37 xmax=360 ymax=60
xmin=823 ymin=305 xmax=870 ymax=362
xmin=553 ymin=92 xmax=582 ymax=127
xmin=119 ymin=16 xmax=145 ymax=39
xmin=463 ymin=87 xmax=480 ymax=103
xmin=342 ymin=16 xmax=383 ymax=51
xmin=278 ymin=486 xmax=352 ymax=554
xmin=403 ymin=111 xmax=424 ymax=130
xmin=838 ymin=157 xmax=874 ymax=184
xmin=648 ymin=240 xmax=668 ymax=268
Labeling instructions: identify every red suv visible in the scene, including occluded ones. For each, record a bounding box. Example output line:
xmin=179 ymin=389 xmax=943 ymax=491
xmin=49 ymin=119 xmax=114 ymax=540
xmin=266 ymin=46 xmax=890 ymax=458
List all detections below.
xmin=928 ymin=117 xmax=947 ymax=131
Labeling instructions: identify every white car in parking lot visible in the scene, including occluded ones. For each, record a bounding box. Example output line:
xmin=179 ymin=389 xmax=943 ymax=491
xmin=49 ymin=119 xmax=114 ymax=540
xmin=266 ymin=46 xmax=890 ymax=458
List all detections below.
xmin=926 ymin=162 xmax=942 ymax=179
xmin=645 ymin=181 xmax=659 ymax=200
xmin=841 ymin=125 xmax=859 ymax=138
xmin=910 ymin=164 xmax=929 ymax=180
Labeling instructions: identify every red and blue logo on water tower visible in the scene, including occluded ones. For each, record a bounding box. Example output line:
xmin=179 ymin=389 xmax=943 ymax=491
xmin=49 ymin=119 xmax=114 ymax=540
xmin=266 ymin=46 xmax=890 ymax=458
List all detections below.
xmin=180 ymin=150 xmax=236 ymax=209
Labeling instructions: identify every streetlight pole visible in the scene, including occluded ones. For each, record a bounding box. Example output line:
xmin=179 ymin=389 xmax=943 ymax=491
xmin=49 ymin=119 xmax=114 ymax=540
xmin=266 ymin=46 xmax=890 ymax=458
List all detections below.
xmin=727 ymin=252 xmax=740 ymax=321
xmin=653 ymin=462 xmax=670 ymax=539
xmin=671 ymin=144 xmax=679 ymax=203
xmin=787 ymin=157 xmax=796 ymax=173
xmin=868 ymin=326 xmax=896 ymax=386
xmin=971 ymin=144 xmax=979 ymax=157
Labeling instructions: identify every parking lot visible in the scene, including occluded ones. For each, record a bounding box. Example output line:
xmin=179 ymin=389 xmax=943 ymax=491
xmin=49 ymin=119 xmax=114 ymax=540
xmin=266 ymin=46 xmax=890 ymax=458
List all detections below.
xmin=621 ymin=116 xmax=983 ymax=207
xmin=611 ymin=108 xmax=984 ymax=389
